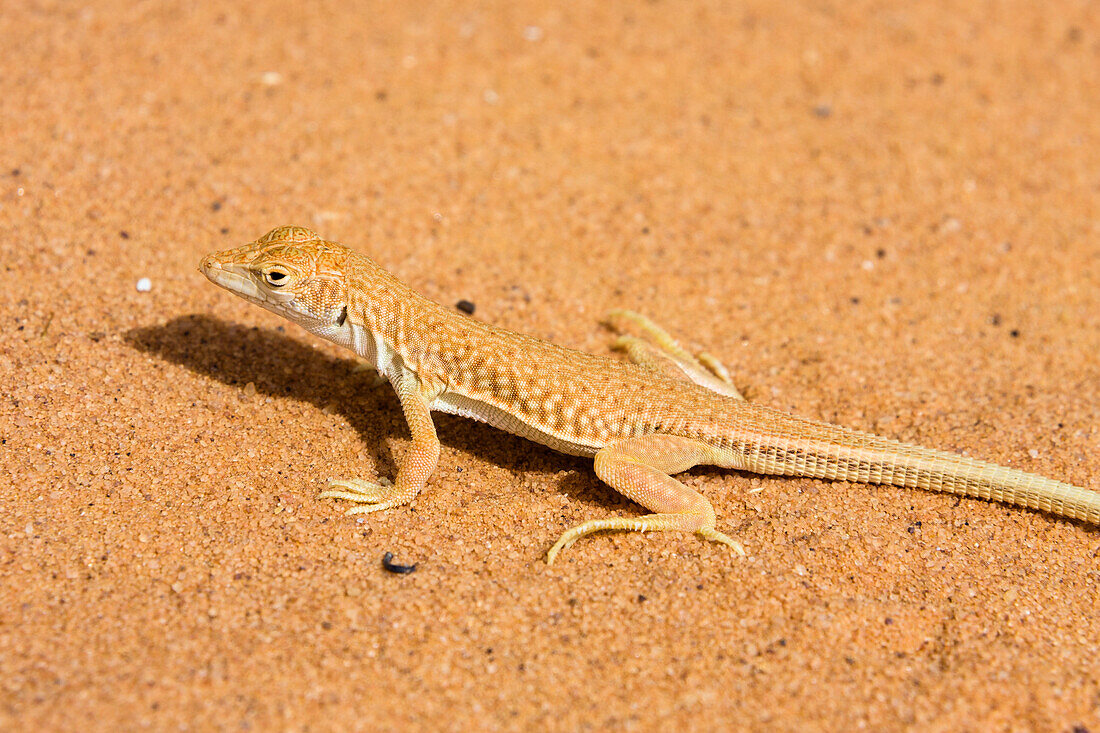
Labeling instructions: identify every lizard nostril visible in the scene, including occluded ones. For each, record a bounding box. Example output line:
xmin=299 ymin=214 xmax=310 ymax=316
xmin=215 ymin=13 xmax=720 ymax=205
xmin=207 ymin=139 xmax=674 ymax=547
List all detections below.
xmin=199 ymin=254 xmax=220 ymax=273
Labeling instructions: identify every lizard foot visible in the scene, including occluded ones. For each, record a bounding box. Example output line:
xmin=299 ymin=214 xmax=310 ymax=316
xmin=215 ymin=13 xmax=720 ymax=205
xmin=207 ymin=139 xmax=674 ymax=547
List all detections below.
xmin=604 ymin=309 xmax=744 ymax=399
xmin=698 ymin=527 xmax=747 ymax=557
xmin=320 ymin=477 xmax=412 ymax=514
xmin=545 ymin=515 xmax=746 ymax=564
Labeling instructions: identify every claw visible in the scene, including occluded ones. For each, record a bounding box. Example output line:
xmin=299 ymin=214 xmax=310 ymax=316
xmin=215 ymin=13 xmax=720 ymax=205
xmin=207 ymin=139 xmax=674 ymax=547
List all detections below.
xmin=320 ymin=477 xmax=394 ymax=505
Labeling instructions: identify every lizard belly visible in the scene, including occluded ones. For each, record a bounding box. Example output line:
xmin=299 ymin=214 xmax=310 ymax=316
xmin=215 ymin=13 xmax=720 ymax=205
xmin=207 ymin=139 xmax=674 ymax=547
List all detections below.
xmin=430 ymin=392 xmax=600 ymax=457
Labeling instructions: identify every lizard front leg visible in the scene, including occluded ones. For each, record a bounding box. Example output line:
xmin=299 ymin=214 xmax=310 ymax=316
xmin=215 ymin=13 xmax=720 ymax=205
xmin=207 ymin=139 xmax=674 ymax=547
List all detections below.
xmin=320 ymin=366 xmax=441 ymax=514
xmin=546 ymin=433 xmax=746 ymax=564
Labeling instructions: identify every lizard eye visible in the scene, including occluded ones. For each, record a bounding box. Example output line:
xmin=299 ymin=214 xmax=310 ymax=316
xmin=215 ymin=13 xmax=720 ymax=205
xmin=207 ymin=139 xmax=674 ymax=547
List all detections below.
xmin=264 ymin=269 xmax=289 ymax=287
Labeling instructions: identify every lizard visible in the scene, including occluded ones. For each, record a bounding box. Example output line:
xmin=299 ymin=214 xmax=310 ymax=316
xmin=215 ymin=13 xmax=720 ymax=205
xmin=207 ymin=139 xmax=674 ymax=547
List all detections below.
xmin=200 ymin=225 xmax=1100 ymax=563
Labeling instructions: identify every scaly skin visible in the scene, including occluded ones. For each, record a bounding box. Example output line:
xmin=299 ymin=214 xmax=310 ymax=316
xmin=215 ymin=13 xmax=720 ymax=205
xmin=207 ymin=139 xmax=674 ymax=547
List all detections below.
xmin=200 ymin=226 xmax=1100 ymax=563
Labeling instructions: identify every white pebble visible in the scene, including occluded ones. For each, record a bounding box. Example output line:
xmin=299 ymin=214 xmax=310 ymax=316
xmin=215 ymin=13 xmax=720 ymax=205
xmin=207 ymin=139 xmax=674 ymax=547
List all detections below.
xmin=136 ymin=277 xmax=152 ymax=292
xmin=523 ymin=26 xmax=543 ymax=41
xmin=260 ymin=71 xmax=283 ymax=86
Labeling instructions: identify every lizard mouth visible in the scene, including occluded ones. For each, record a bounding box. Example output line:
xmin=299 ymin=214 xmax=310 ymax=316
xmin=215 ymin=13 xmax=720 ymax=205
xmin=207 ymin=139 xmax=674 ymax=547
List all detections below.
xmin=200 ymin=253 xmax=303 ymax=325
xmin=200 ymin=256 xmax=269 ymax=306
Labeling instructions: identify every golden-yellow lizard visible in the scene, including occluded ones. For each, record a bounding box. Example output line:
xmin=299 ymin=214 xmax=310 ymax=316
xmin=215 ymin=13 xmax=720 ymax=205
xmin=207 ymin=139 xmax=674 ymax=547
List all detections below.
xmin=201 ymin=226 xmax=1100 ymax=563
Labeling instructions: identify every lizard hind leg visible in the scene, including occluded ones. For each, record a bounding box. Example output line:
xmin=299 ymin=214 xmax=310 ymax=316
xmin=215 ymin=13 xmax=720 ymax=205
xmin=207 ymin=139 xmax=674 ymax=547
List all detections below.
xmin=604 ymin=309 xmax=744 ymax=399
xmin=546 ymin=434 xmax=746 ymax=564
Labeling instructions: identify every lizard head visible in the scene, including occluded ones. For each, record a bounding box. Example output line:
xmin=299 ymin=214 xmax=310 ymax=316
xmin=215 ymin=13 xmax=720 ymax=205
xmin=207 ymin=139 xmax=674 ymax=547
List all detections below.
xmin=200 ymin=225 xmax=351 ymax=330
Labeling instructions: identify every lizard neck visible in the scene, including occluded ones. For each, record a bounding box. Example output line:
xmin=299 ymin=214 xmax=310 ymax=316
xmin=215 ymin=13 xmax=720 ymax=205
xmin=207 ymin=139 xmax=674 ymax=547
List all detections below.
xmin=341 ymin=250 xmax=453 ymax=381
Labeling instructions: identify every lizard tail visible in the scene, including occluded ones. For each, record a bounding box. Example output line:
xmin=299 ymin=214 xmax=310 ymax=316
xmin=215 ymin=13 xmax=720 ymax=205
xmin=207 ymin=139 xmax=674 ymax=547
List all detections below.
xmin=729 ymin=403 xmax=1100 ymax=524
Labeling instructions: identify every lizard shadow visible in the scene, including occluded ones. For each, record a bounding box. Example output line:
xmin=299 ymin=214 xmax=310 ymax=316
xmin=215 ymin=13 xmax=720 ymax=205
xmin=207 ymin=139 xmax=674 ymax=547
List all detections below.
xmin=124 ymin=315 xmax=605 ymax=504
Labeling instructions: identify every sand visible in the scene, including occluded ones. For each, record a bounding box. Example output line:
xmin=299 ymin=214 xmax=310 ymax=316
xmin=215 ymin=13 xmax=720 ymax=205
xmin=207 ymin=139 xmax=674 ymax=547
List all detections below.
xmin=3 ymin=1 xmax=1100 ymax=729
